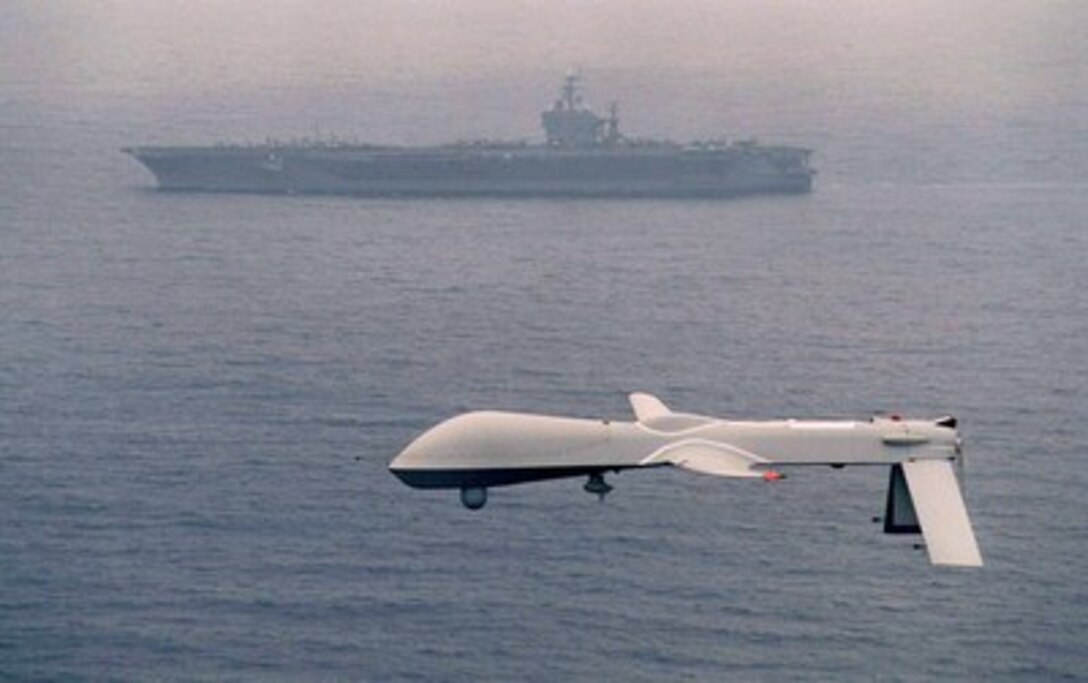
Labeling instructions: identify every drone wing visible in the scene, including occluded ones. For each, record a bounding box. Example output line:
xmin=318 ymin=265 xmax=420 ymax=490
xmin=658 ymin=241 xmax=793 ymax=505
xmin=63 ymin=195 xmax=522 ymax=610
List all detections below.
xmin=641 ymin=440 xmax=768 ymax=478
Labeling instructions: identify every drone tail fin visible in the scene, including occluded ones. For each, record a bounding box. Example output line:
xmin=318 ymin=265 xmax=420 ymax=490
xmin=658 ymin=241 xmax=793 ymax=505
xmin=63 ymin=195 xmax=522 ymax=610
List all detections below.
xmin=896 ymin=460 xmax=983 ymax=567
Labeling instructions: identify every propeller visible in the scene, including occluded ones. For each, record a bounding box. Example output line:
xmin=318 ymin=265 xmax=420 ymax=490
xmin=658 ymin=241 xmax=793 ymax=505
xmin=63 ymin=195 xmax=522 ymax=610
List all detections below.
xmin=936 ymin=415 xmax=966 ymax=495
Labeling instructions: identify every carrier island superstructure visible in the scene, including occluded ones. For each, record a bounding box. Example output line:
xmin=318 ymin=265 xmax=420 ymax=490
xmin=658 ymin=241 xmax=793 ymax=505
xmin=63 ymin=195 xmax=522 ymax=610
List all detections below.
xmin=124 ymin=75 xmax=814 ymax=199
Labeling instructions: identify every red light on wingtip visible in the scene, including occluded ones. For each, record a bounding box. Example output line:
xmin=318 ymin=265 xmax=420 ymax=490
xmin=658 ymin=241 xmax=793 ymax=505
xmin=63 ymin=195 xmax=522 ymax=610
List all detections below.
xmin=762 ymin=470 xmax=785 ymax=482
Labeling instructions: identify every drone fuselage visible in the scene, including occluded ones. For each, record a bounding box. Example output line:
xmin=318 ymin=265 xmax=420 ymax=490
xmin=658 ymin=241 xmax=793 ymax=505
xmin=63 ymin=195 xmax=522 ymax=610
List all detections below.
xmin=390 ymin=410 xmax=959 ymax=488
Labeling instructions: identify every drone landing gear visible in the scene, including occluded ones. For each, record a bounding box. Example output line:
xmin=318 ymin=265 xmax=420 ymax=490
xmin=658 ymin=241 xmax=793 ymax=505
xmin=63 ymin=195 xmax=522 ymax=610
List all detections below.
xmin=584 ymin=472 xmax=613 ymax=501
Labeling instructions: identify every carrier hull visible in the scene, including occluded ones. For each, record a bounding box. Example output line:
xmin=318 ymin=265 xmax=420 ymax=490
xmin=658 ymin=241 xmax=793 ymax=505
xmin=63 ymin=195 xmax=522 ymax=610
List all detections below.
xmin=125 ymin=145 xmax=813 ymax=198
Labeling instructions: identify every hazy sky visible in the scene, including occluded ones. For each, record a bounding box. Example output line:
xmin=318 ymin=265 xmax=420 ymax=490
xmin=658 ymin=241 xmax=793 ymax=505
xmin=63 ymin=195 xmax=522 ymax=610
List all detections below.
xmin=4 ymin=0 xmax=1084 ymax=103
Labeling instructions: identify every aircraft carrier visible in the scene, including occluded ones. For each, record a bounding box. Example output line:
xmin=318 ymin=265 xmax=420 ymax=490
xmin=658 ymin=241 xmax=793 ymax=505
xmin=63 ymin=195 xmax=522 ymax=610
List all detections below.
xmin=124 ymin=75 xmax=814 ymax=199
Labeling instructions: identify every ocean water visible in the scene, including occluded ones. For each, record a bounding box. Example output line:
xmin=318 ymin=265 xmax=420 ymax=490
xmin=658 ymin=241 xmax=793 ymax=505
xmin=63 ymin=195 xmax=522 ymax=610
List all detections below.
xmin=3 ymin=71 xmax=1088 ymax=681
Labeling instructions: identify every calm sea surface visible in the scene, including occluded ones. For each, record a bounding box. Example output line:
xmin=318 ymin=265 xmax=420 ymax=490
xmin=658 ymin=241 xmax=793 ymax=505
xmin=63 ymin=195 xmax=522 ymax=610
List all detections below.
xmin=2 ymin=71 xmax=1087 ymax=681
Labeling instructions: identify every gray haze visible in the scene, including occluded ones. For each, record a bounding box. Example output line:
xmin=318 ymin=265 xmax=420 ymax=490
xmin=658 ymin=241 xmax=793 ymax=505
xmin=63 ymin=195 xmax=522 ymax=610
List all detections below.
xmin=5 ymin=1 xmax=1085 ymax=94
xmin=2 ymin=4 xmax=1083 ymax=119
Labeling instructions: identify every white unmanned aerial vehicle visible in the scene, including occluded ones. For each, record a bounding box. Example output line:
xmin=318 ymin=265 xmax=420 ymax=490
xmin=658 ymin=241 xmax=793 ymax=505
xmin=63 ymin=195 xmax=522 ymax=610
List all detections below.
xmin=390 ymin=393 xmax=982 ymax=567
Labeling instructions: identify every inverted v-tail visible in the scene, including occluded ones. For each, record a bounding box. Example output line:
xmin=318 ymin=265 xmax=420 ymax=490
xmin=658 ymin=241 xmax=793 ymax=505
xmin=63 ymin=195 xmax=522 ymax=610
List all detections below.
xmin=900 ymin=460 xmax=983 ymax=566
